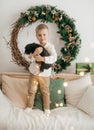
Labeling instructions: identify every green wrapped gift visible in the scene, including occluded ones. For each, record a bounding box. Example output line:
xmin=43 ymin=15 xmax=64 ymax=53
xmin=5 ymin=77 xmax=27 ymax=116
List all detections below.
xmin=76 ymin=63 xmax=94 ymax=75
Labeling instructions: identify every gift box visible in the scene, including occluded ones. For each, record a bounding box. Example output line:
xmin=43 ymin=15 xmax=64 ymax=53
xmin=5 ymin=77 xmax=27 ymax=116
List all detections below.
xmin=76 ymin=63 xmax=94 ymax=75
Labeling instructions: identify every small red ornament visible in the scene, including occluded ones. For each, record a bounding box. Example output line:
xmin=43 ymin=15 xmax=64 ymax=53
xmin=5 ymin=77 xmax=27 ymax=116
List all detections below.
xmin=69 ymin=33 xmax=72 ymax=37
xmin=31 ymin=17 xmax=36 ymax=21
xmin=53 ymin=15 xmax=59 ymax=21
xmin=28 ymin=16 xmax=36 ymax=21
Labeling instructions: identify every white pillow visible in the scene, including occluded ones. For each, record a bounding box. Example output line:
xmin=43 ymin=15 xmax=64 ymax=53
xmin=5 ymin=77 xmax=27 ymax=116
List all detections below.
xmin=77 ymin=84 xmax=94 ymax=117
xmin=65 ymin=73 xmax=92 ymax=106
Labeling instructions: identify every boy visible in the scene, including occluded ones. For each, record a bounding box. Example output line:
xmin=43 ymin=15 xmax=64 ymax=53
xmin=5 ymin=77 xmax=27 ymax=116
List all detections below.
xmin=25 ymin=24 xmax=57 ymax=116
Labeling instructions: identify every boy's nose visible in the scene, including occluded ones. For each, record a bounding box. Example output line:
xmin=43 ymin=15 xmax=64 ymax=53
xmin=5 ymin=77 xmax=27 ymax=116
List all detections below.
xmin=41 ymin=35 xmax=44 ymax=38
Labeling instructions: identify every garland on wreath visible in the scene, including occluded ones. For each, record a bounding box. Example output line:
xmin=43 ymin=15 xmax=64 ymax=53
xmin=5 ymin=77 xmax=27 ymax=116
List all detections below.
xmin=10 ymin=5 xmax=81 ymax=73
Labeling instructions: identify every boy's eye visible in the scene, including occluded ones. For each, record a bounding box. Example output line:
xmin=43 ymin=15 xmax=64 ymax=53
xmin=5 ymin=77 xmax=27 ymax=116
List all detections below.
xmin=38 ymin=34 xmax=46 ymax=37
xmin=38 ymin=34 xmax=41 ymax=36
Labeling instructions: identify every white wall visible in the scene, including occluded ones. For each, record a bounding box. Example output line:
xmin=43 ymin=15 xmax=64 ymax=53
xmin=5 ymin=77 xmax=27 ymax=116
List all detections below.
xmin=0 ymin=0 xmax=94 ymax=73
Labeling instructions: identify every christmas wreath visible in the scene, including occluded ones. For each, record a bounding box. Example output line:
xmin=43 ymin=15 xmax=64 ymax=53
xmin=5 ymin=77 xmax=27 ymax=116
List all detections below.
xmin=10 ymin=5 xmax=81 ymax=73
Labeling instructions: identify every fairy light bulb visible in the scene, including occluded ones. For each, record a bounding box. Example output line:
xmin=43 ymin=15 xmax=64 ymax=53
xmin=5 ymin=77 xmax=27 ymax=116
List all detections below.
xmin=59 ymin=102 xmax=63 ymax=107
xmin=79 ymin=71 xmax=85 ymax=76
xmin=55 ymin=103 xmax=59 ymax=107
xmin=70 ymin=126 xmax=74 ymax=130
xmin=57 ymin=90 xmax=62 ymax=94
xmin=63 ymin=82 xmax=68 ymax=87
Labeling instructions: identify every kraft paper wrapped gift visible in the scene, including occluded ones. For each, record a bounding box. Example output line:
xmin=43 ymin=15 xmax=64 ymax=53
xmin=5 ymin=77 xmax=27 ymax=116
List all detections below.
xmin=76 ymin=63 xmax=94 ymax=75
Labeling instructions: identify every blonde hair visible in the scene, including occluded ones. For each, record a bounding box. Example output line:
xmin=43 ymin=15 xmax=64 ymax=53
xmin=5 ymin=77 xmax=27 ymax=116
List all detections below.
xmin=36 ymin=24 xmax=48 ymax=33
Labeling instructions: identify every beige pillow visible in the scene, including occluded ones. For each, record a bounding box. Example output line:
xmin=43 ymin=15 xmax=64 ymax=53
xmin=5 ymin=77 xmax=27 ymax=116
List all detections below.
xmin=2 ymin=75 xmax=29 ymax=108
xmin=77 ymin=84 xmax=94 ymax=117
xmin=65 ymin=73 xmax=92 ymax=106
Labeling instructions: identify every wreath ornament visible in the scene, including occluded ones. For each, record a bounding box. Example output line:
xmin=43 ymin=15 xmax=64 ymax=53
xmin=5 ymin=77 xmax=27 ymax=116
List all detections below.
xmin=10 ymin=5 xmax=81 ymax=73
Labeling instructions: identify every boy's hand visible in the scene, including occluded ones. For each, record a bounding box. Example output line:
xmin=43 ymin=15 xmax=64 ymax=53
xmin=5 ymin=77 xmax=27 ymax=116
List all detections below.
xmin=35 ymin=55 xmax=45 ymax=62
xmin=33 ymin=47 xmax=43 ymax=57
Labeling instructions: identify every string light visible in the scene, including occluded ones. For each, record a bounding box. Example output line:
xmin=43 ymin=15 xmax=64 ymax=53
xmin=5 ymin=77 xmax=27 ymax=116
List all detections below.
xmin=57 ymin=90 xmax=62 ymax=94
xmin=55 ymin=103 xmax=59 ymax=107
xmin=63 ymin=82 xmax=68 ymax=87
xmin=79 ymin=71 xmax=85 ymax=76
xmin=70 ymin=126 xmax=74 ymax=130
xmin=55 ymin=102 xmax=64 ymax=107
xmin=59 ymin=102 xmax=63 ymax=107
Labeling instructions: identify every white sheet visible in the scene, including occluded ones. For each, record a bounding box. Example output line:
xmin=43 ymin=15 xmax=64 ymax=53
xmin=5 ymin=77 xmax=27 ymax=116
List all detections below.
xmin=0 ymin=90 xmax=94 ymax=130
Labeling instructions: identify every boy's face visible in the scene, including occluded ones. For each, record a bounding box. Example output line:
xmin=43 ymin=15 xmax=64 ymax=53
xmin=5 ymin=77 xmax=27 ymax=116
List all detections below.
xmin=36 ymin=28 xmax=49 ymax=46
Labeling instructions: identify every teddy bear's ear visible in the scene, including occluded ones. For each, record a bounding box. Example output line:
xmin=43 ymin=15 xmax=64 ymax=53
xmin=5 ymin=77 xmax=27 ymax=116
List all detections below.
xmin=24 ymin=44 xmax=31 ymax=54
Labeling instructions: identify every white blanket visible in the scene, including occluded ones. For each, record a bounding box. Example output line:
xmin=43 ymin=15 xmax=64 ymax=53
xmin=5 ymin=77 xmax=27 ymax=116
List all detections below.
xmin=0 ymin=90 xmax=94 ymax=130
